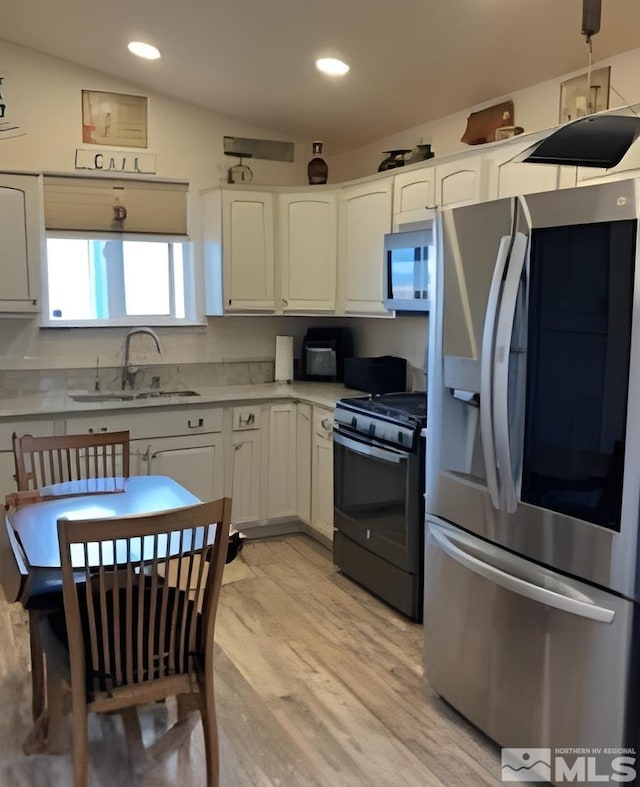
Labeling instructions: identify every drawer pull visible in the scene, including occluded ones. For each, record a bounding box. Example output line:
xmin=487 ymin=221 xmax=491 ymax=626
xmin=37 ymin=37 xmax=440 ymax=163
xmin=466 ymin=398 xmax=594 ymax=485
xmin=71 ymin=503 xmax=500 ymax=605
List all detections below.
xmin=188 ymin=418 xmax=204 ymax=429
xmin=321 ymin=417 xmax=333 ymax=431
xmin=88 ymin=427 xmax=109 ymax=434
xmin=238 ymin=412 xmax=255 ymax=427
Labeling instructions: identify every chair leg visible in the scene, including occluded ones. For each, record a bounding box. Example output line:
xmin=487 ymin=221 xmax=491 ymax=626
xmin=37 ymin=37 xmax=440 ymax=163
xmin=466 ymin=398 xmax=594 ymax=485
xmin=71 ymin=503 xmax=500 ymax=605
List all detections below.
xmin=28 ymin=610 xmax=45 ymax=722
xmin=70 ymin=689 xmax=89 ymax=787
xmin=199 ymin=689 xmax=220 ymax=787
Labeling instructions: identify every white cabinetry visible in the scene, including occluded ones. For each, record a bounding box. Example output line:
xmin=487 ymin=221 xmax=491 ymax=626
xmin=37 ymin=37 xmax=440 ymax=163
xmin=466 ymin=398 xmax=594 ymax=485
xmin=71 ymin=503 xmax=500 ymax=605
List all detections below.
xmin=310 ymin=406 xmax=334 ymax=541
xmin=484 ymin=134 xmax=572 ymax=200
xmin=392 ymin=167 xmax=436 ymax=229
xmin=0 ymin=173 xmax=42 ymax=313
xmin=278 ymin=191 xmax=338 ymax=312
xmin=67 ymin=406 xmax=226 ymax=503
xmin=142 ymin=434 xmax=225 ymax=502
xmin=296 ymin=403 xmax=312 ymax=525
xmin=338 ymin=179 xmax=393 ymax=314
xmin=222 ymin=190 xmax=275 ymax=312
xmin=576 ymin=142 xmax=640 ymax=186
xmin=230 ymin=405 xmax=261 ymax=525
xmin=434 ymin=154 xmax=487 ymax=208
xmin=265 ymin=403 xmax=297 ymax=519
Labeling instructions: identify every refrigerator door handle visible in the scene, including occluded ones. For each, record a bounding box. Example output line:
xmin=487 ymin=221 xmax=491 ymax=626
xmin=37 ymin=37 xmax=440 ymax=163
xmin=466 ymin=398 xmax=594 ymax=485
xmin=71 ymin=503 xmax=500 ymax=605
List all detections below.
xmin=493 ymin=231 xmax=528 ymax=513
xmin=480 ymin=234 xmax=512 ymax=509
xmin=429 ymin=524 xmax=616 ymax=623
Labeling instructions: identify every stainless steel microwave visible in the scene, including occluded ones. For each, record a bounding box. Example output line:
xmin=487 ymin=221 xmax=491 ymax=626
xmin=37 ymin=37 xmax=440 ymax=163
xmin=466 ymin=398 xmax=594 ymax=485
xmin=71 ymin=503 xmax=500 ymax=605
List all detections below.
xmin=383 ymin=228 xmax=433 ymax=312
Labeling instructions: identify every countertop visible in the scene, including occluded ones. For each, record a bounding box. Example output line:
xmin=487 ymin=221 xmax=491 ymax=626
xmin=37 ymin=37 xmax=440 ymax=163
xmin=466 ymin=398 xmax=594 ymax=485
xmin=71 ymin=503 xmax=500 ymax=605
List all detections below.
xmin=0 ymin=382 xmax=366 ymax=419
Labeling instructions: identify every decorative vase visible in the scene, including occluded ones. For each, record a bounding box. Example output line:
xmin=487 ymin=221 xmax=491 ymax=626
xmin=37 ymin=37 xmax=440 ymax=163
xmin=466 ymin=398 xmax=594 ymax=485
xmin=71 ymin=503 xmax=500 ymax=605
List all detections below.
xmin=378 ymin=149 xmax=411 ymax=172
xmin=307 ymin=141 xmax=328 ymax=185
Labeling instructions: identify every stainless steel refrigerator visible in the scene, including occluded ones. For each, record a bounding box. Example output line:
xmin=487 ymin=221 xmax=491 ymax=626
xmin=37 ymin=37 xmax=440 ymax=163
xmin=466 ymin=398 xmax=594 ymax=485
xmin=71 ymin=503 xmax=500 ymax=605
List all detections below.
xmin=424 ymin=178 xmax=640 ymax=770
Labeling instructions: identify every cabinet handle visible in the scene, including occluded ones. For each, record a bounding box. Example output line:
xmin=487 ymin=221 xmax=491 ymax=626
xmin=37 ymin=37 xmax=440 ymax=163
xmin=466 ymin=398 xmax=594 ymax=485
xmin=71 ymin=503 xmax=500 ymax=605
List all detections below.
xmin=188 ymin=417 xmax=204 ymax=429
xmin=321 ymin=417 xmax=333 ymax=431
xmin=282 ymin=298 xmax=288 ymax=307
xmin=88 ymin=427 xmax=109 ymax=433
xmin=238 ymin=412 xmax=255 ymax=427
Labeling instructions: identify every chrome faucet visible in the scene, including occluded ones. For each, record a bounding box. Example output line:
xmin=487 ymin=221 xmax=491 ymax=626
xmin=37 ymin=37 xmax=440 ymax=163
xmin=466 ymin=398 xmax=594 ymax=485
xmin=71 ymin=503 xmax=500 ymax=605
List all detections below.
xmin=121 ymin=328 xmax=161 ymax=390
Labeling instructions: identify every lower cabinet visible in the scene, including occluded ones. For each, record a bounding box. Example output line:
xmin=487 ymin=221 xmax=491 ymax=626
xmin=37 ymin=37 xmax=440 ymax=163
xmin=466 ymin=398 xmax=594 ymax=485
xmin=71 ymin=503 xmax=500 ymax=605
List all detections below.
xmin=310 ymin=407 xmax=334 ymax=541
xmin=265 ymin=403 xmax=297 ymax=520
xmin=55 ymin=398 xmax=335 ymax=542
xmin=230 ymin=430 xmax=261 ymax=525
xmin=230 ymin=405 xmax=261 ymax=525
xmin=296 ymin=403 xmax=312 ymax=524
xmin=133 ymin=434 xmax=226 ymax=502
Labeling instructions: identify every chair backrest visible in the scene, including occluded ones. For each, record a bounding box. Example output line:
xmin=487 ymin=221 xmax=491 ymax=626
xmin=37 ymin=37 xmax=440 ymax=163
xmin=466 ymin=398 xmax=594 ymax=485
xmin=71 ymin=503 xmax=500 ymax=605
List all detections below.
xmin=57 ymin=498 xmax=231 ymax=696
xmin=12 ymin=431 xmax=130 ymax=490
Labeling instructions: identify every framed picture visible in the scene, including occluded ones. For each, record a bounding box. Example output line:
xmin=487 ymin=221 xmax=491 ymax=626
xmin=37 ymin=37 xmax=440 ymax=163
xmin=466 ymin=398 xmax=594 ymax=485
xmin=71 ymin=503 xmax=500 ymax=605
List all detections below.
xmin=559 ymin=67 xmax=610 ymax=124
xmin=81 ymin=90 xmax=148 ymax=148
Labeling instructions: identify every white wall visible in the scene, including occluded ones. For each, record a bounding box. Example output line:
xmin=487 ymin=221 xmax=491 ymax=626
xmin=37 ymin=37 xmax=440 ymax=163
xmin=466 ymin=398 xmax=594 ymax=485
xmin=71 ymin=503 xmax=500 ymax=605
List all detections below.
xmin=327 ymin=47 xmax=640 ymax=182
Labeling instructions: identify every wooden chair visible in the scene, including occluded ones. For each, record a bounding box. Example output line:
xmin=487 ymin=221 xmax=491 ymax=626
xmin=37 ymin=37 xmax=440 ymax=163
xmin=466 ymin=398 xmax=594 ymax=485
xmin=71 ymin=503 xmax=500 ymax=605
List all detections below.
xmin=12 ymin=430 xmax=130 ymax=490
xmin=11 ymin=430 xmax=130 ymax=724
xmin=41 ymin=498 xmax=231 ymax=787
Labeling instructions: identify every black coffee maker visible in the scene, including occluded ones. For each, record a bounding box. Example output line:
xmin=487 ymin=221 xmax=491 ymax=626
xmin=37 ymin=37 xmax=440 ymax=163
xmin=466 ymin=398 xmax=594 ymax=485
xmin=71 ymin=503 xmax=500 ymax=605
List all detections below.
xmin=300 ymin=327 xmax=353 ymax=382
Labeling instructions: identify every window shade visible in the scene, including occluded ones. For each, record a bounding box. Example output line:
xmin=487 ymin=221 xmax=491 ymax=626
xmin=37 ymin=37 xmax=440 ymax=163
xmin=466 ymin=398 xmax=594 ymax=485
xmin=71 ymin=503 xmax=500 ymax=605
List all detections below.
xmin=43 ymin=176 xmax=188 ymax=235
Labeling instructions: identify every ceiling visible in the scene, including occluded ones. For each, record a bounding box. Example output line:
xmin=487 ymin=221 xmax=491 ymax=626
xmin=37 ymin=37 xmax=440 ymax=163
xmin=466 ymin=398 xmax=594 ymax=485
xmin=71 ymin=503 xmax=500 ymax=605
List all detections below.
xmin=4 ymin=0 xmax=640 ymax=154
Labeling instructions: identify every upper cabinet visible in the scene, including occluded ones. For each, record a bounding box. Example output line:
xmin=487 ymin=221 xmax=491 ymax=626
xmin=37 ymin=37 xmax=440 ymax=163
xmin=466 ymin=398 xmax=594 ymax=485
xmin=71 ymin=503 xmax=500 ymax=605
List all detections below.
xmin=392 ymin=168 xmax=436 ymax=230
xmin=0 ymin=173 xmax=42 ymax=313
xmin=277 ymin=191 xmax=338 ymax=312
xmin=434 ymin=154 xmax=488 ymax=208
xmin=484 ymin=134 xmax=575 ymax=199
xmin=221 ymin=190 xmax=275 ymax=312
xmin=337 ymin=179 xmax=393 ymax=315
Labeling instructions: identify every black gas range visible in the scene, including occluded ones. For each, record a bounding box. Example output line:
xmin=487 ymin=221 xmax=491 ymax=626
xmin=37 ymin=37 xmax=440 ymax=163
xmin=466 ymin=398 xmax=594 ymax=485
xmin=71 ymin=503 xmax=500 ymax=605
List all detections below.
xmin=332 ymin=392 xmax=426 ymax=621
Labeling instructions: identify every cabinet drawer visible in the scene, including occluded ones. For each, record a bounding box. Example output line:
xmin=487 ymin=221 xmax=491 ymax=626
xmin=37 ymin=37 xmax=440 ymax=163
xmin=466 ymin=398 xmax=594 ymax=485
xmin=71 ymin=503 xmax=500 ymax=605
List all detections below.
xmin=65 ymin=406 xmax=224 ymax=440
xmin=0 ymin=418 xmax=55 ymax=450
xmin=232 ymin=405 xmax=261 ymax=431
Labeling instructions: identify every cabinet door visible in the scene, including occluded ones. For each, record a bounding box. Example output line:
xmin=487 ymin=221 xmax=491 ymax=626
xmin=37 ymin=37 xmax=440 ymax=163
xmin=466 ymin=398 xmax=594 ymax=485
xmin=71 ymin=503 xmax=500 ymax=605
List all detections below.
xmin=338 ymin=180 xmax=393 ymax=314
xmin=393 ymin=167 xmax=436 ymax=229
xmin=311 ymin=408 xmax=334 ymax=540
xmin=265 ymin=403 xmax=297 ymax=519
xmin=483 ymin=135 xmax=565 ymax=200
xmin=278 ymin=192 xmax=338 ymax=311
xmin=222 ymin=190 xmax=275 ymax=312
xmin=0 ymin=173 xmax=41 ymax=312
xmin=144 ymin=435 xmax=225 ymax=502
xmin=435 ymin=155 xmax=487 ymax=208
xmin=296 ymin=403 xmax=312 ymax=524
xmin=576 ymin=142 xmax=640 ymax=186
xmin=230 ymin=431 xmax=261 ymax=525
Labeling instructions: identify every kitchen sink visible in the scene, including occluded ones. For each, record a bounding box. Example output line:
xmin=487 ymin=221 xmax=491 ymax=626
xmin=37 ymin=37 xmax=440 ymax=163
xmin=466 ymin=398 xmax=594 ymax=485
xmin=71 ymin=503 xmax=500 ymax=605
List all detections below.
xmin=70 ymin=390 xmax=200 ymax=403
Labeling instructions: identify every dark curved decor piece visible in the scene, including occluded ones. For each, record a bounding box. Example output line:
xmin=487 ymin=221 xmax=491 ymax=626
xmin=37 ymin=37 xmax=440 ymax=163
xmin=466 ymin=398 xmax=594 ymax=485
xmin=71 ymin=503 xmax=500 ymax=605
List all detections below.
xmin=524 ymin=114 xmax=640 ymax=168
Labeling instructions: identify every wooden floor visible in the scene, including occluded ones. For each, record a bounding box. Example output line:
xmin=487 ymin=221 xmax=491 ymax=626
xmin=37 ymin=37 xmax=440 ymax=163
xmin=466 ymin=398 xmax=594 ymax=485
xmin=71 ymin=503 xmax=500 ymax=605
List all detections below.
xmin=0 ymin=535 xmax=505 ymax=786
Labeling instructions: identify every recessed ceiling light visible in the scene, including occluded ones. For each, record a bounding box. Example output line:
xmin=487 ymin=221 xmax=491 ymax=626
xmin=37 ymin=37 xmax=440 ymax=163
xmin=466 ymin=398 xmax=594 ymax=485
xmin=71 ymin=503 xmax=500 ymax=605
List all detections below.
xmin=316 ymin=57 xmax=350 ymax=77
xmin=128 ymin=41 xmax=161 ymax=60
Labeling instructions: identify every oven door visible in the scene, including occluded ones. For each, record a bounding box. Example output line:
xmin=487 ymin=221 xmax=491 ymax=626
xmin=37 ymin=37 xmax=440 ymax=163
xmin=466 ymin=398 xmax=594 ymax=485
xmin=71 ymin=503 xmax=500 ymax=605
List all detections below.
xmin=333 ymin=426 xmax=423 ymax=572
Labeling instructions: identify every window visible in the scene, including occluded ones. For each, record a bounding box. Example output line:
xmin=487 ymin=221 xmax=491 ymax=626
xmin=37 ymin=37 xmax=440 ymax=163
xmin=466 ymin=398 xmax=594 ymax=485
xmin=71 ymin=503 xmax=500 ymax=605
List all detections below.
xmin=43 ymin=234 xmax=198 ymax=326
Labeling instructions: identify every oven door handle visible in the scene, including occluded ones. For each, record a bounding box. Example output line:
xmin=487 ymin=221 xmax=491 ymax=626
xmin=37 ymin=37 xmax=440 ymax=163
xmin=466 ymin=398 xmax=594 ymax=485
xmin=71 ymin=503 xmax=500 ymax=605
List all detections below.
xmin=333 ymin=430 xmax=409 ymax=464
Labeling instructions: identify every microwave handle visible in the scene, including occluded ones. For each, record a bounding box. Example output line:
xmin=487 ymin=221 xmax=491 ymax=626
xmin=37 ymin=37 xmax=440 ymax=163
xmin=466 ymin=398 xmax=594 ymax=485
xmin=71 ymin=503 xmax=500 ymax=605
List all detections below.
xmin=480 ymin=234 xmax=512 ymax=509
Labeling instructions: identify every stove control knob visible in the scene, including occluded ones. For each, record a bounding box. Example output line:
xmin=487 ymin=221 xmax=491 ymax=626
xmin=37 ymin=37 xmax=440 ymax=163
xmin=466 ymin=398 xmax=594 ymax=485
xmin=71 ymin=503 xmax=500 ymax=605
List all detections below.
xmin=368 ymin=423 xmax=376 ymax=436
xmin=398 ymin=431 xmax=404 ymax=444
xmin=351 ymin=416 xmax=357 ymax=428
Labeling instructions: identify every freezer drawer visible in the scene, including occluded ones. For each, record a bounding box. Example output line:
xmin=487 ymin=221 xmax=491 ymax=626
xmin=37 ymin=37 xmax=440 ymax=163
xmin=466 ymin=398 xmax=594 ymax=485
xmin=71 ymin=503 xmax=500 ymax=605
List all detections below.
xmin=424 ymin=517 xmax=637 ymax=759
